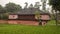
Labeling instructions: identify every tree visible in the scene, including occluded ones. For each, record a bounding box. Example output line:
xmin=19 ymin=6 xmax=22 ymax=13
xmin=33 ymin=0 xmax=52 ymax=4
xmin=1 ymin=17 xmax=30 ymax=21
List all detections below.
xmin=0 ymin=5 xmax=6 ymax=19
xmin=0 ymin=5 xmax=3 ymax=12
xmin=5 ymin=2 xmax=22 ymax=12
xmin=35 ymin=11 xmax=41 ymax=25
xmin=49 ymin=0 xmax=60 ymax=25
xmin=0 ymin=5 xmax=4 ymax=13
xmin=49 ymin=0 xmax=60 ymax=11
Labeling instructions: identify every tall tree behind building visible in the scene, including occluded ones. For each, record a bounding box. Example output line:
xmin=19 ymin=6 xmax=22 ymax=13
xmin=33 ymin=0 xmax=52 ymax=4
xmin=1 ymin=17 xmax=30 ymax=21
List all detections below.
xmin=49 ymin=0 xmax=60 ymax=25
xmin=5 ymin=2 xmax=22 ymax=13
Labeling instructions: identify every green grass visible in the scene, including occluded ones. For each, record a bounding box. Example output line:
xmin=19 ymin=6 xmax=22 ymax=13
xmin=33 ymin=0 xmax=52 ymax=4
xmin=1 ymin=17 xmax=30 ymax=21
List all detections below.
xmin=47 ymin=20 xmax=56 ymax=25
xmin=47 ymin=20 xmax=60 ymax=25
xmin=0 ymin=24 xmax=60 ymax=34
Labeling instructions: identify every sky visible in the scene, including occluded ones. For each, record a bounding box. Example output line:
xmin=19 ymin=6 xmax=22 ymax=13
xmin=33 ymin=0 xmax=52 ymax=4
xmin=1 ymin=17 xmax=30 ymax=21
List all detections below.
xmin=0 ymin=0 xmax=51 ymax=11
xmin=0 ymin=0 xmax=41 ymax=7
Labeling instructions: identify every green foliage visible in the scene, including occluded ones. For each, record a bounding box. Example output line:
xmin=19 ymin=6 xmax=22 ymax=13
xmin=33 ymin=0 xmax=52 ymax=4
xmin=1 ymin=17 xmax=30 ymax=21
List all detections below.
xmin=2 ymin=13 xmax=8 ymax=20
xmin=0 ymin=13 xmax=8 ymax=20
xmin=35 ymin=11 xmax=40 ymax=15
xmin=49 ymin=0 xmax=60 ymax=25
xmin=35 ymin=11 xmax=40 ymax=19
xmin=0 ymin=5 xmax=5 ymax=13
xmin=49 ymin=0 xmax=60 ymax=11
xmin=57 ymin=20 xmax=60 ymax=24
xmin=5 ymin=2 xmax=22 ymax=12
xmin=0 ymin=2 xmax=22 ymax=20
xmin=0 ymin=5 xmax=3 ymax=10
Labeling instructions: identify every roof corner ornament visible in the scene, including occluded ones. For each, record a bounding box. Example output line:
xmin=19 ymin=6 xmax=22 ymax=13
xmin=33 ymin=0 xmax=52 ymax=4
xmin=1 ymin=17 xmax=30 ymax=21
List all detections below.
xmin=29 ymin=4 xmax=33 ymax=8
xmin=34 ymin=2 xmax=41 ymax=9
xmin=24 ymin=2 xmax=28 ymax=9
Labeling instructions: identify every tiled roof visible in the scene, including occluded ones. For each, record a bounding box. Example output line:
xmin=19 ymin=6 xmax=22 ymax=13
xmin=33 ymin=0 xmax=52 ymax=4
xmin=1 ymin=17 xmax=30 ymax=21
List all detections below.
xmin=10 ymin=8 xmax=50 ymax=15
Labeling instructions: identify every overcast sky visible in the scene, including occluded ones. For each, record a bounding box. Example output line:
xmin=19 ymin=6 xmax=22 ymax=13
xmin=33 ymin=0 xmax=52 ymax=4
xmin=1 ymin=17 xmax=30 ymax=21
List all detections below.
xmin=0 ymin=0 xmax=50 ymax=10
xmin=0 ymin=0 xmax=41 ymax=7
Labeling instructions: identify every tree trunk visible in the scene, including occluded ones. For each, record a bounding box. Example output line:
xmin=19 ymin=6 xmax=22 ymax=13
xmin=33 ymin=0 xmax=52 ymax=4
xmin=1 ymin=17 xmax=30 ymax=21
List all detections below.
xmin=55 ymin=10 xmax=58 ymax=25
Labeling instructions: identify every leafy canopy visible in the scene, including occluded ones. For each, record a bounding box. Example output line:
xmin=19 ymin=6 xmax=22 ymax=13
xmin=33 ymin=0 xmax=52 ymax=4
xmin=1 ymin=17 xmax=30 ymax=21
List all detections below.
xmin=5 ymin=2 xmax=22 ymax=12
xmin=49 ymin=0 xmax=60 ymax=11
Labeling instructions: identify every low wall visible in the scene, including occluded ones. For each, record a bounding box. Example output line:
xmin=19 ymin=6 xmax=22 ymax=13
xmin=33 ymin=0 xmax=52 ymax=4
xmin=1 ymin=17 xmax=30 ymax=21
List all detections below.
xmin=0 ymin=20 xmax=8 ymax=24
xmin=8 ymin=20 xmax=39 ymax=25
xmin=0 ymin=20 xmax=39 ymax=25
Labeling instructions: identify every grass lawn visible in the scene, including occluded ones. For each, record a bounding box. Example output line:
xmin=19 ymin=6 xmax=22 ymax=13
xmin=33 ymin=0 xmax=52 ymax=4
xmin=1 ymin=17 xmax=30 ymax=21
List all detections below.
xmin=0 ymin=24 xmax=60 ymax=34
xmin=47 ymin=20 xmax=56 ymax=25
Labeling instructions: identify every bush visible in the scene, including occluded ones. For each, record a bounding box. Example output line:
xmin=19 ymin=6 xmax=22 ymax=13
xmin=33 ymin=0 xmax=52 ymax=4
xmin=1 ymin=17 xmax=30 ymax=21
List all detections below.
xmin=0 ymin=13 xmax=8 ymax=20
